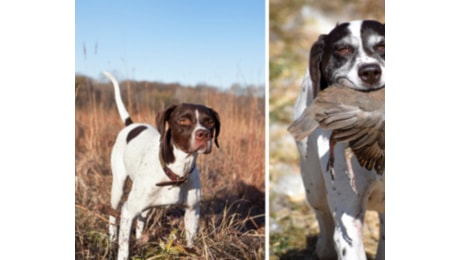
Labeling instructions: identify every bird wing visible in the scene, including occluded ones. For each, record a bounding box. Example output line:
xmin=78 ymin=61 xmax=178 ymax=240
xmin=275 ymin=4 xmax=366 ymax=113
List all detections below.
xmin=288 ymin=85 xmax=385 ymax=174
xmin=313 ymin=87 xmax=385 ymax=174
xmin=288 ymin=107 xmax=319 ymax=141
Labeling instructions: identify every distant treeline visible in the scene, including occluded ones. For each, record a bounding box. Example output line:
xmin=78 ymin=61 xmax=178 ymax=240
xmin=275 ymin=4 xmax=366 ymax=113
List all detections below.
xmin=75 ymin=74 xmax=264 ymax=115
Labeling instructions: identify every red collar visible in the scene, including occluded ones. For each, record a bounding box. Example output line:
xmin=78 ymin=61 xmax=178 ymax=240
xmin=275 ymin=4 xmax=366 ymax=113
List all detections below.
xmin=156 ymin=153 xmax=195 ymax=187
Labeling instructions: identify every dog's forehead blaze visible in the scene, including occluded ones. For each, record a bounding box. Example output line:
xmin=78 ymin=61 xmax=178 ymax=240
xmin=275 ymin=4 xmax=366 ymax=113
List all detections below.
xmin=171 ymin=104 xmax=209 ymax=116
xmin=348 ymin=21 xmax=362 ymax=38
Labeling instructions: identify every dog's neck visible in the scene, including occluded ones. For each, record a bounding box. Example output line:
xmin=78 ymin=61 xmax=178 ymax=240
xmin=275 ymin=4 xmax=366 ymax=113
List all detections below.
xmin=156 ymin=143 xmax=197 ymax=187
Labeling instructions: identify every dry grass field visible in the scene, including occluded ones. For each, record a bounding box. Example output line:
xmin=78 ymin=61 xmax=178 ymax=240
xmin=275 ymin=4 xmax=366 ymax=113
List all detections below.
xmin=75 ymin=76 xmax=265 ymax=259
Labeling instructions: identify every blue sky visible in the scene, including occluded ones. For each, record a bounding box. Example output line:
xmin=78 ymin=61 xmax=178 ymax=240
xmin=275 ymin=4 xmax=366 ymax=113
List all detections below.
xmin=75 ymin=1 xmax=265 ymax=89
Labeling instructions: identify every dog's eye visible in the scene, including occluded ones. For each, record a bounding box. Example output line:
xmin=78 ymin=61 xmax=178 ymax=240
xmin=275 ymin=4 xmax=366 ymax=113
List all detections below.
xmin=178 ymin=118 xmax=192 ymax=126
xmin=374 ymin=43 xmax=385 ymax=53
xmin=335 ymin=46 xmax=353 ymax=56
xmin=202 ymin=118 xmax=215 ymax=128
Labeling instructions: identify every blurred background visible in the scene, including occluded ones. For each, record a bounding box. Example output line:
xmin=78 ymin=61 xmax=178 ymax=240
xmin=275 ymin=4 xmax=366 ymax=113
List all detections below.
xmin=268 ymin=0 xmax=384 ymax=259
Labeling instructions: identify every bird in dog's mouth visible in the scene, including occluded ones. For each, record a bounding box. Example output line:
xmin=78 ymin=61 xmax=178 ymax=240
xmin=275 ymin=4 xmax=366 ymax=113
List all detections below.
xmin=288 ymin=83 xmax=385 ymax=176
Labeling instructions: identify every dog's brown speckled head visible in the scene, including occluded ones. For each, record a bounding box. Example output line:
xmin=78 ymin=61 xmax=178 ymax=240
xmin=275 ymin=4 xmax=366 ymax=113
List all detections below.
xmin=156 ymin=103 xmax=220 ymax=164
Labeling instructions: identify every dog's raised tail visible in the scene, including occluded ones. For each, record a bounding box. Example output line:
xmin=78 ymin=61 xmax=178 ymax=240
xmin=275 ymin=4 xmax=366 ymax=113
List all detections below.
xmin=103 ymin=71 xmax=133 ymax=126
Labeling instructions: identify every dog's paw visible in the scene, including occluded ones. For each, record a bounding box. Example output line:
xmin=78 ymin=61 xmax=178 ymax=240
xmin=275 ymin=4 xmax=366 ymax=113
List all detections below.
xmin=184 ymin=246 xmax=200 ymax=255
xmin=135 ymin=233 xmax=150 ymax=247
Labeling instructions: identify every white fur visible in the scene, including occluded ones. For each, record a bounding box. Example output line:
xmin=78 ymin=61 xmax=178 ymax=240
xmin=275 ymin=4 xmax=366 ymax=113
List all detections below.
xmin=103 ymin=71 xmax=131 ymax=122
xmin=191 ymin=109 xmax=211 ymax=153
xmin=110 ymin=124 xmax=200 ymax=260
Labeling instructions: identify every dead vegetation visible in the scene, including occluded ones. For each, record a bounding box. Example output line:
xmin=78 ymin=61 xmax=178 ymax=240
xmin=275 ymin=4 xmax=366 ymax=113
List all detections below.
xmin=75 ymin=75 xmax=265 ymax=259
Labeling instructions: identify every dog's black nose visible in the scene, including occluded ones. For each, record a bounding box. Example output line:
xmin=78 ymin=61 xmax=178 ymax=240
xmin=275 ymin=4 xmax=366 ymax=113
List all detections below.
xmin=195 ymin=129 xmax=211 ymax=141
xmin=358 ymin=64 xmax=381 ymax=85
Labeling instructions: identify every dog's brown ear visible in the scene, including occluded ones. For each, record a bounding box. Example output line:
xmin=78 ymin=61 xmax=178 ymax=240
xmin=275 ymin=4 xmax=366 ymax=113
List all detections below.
xmin=208 ymin=107 xmax=221 ymax=148
xmin=156 ymin=105 xmax=177 ymax=164
xmin=309 ymin=34 xmax=326 ymax=98
xmin=156 ymin=105 xmax=177 ymax=138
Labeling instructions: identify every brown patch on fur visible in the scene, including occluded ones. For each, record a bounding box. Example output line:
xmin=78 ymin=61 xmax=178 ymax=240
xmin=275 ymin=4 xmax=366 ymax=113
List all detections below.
xmin=125 ymin=117 xmax=133 ymax=126
xmin=126 ymin=125 xmax=147 ymax=143
xmin=156 ymin=105 xmax=178 ymax=164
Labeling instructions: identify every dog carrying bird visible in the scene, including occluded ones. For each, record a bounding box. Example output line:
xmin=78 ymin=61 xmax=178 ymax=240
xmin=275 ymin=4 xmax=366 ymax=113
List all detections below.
xmin=290 ymin=20 xmax=385 ymax=259
xmin=288 ymin=84 xmax=385 ymax=175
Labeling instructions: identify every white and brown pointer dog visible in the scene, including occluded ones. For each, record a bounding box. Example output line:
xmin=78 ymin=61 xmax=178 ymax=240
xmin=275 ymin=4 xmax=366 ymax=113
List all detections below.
xmin=290 ymin=20 xmax=385 ymax=260
xmin=103 ymin=72 xmax=220 ymax=260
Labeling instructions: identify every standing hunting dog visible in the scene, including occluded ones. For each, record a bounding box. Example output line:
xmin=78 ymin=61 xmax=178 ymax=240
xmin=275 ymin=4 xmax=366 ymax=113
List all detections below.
xmin=289 ymin=20 xmax=385 ymax=259
xmin=103 ymin=72 xmax=220 ymax=260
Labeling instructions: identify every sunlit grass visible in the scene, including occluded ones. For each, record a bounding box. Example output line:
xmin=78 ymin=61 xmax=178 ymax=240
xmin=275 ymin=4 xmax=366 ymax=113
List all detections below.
xmin=75 ymin=76 xmax=265 ymax=259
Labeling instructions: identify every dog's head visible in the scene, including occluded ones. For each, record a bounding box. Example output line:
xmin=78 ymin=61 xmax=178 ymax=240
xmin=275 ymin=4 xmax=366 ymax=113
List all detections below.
xmin=156 ymin=103 xmax=220 ymax=164
xmin=309 ymin=20 xmax=385 ymax=97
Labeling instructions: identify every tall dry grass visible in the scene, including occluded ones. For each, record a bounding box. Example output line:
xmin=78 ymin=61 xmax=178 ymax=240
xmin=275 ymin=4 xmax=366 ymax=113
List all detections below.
xmin=75 ymin=76 xmax=265 ymax=259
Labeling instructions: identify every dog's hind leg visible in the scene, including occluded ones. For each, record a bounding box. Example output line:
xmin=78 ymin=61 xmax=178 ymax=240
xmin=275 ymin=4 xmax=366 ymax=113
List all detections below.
xmin=118 ymin=204 xmax=136 ymax=260
xmin=109 ymin=141 xmax=129 ymax=243
xmin=108 ymin=216 xmax=118 ymax=244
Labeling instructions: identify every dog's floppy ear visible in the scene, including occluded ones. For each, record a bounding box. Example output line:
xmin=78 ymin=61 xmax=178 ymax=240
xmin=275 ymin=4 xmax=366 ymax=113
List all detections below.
xmin=207 ymin=107 xmax=221 ymax=148
xmin=156 ymin=105 xmax=177 ymax=137
xmin=156 ymin=105 xmax=177 ymax=164
xmin=309 ymin=34 xmax=326 ymax=98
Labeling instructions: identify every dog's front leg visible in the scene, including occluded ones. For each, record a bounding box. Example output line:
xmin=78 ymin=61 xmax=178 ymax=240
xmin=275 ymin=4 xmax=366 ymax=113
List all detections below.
xmin=109 ymin=215 xmax=118 ymax=243
xmin=325 ymin=144 xmax=367 ymax=260
xmin=326 ymin=177 xmax=368 ymax=260
xmin=184 ymin=201 xmax=200 ymax=247
xmin=136 ymin=209 xmax=151 ymax=240
xmin=183 ymin=178 xmax=201 ymax=248
xmin=330 ymin=205 xmax=366 ymax=260
xmin=118 ymin=204 xmax=135 ymax=260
